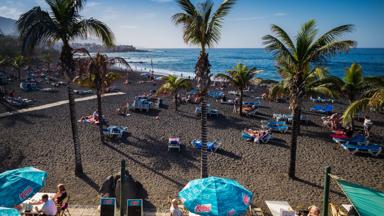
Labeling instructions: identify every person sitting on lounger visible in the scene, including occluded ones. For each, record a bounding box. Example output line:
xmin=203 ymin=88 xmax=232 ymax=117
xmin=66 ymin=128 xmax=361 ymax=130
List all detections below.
xmin=170 ymin=199 xmax=183 ymax=216
xmin=307 ymin=205 xmax=320 ymax=216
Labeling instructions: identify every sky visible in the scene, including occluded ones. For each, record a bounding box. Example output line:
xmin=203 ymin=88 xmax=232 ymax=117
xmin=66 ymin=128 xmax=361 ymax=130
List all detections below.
xmin=1 ymin=0 xmax=384 ymax=48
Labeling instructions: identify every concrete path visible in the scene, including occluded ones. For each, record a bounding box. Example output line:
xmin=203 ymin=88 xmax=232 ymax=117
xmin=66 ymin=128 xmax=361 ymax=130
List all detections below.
xmin=0 ymin=92 xmax=125 ymax=119
xmin=68 ymin=205 xmax=167 ymax=216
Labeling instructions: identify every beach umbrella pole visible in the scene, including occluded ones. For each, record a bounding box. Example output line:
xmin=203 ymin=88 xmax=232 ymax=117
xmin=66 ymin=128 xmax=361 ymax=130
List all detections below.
xmin=322 ymin=166 xmax=331 ymax=216
xmin=120 ymin=160 xmax=126 ymax=216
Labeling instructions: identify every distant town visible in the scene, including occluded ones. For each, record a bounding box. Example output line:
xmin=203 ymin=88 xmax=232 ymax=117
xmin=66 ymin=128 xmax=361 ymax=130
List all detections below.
xmin=70 ymin=43 xmax=147 ymax=53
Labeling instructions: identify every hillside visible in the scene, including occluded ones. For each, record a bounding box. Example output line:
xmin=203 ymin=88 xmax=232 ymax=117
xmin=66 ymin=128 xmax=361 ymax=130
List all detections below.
xmin=0 ymin=16 xmax=17 ymax=36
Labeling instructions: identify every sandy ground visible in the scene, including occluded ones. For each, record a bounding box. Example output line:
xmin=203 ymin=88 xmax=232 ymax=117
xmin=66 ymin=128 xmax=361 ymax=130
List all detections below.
xmin=1 ymin=70 xmax=383 ymax=214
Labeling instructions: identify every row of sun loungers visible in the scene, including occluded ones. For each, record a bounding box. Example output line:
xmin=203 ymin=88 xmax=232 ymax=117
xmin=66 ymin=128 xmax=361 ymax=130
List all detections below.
xmin=167 ymin=138 xmax=221 ymax=152
xmin=129 ymin=96 xmax=161 ymax=112
xmin=103 ymin=125 xmax=128 ymax=140
xmin=310 ymin=96 xmax=335 ymax=103
xmin=195 ymin=104 xmax=220 ymax=117
xmin=310 ymin=104 xmax=333 ymax=113
xmin=3 ymin=96 xmax=34 ymax=107
xmin=329 ymin=131 xmax=382 ymax=156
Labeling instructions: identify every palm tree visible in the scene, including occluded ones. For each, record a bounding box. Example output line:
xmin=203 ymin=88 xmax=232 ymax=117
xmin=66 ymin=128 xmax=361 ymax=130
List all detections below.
xmin=12 ymin=55 xmax=24 ymax=81
xmin=17 ymin=0 xmax=114 ymax=176
xmin=268 ymin=66 xmax=341 ymax=105
xmin=216 ymin=63 xmax=258 ymax=116
xmin=263 ymin=20 xmax=355 ymax=178
xmin=73 ymin=49 xmax=131 ymax=144
xmin=157 ymin=75 xmax=192 ymax=111
xmin=172 ymin=0 xmax=236 ymax=178
xmin=342 ymin=74 xmax=384 ymax=125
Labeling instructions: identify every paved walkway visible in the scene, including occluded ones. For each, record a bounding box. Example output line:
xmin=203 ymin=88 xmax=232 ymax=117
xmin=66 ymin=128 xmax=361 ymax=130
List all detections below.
xmin=0 ymin=92 xmax=125 ymax=118
xmin=68 ymin=205 xmax=167 ymax=216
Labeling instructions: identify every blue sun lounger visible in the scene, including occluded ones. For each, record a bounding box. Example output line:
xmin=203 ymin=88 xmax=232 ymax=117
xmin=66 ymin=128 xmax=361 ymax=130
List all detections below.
xmin=341 ymin=143 xmax=382 ymax=156
xmin=333 ymin=134 xmax=368 ymax=145
xmin=310 ymin=104 xmax=333 ymax=113
xmin=208 ymin=90 xmax=224 ymax=99
xmin=261 ymin=120 xmax=289 ymax=133
xmin=191 ymin=139 xmax=220 ymax=152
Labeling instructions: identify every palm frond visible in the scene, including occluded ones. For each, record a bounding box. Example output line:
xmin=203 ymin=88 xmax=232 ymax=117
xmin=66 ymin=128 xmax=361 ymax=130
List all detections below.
xmin=342 ymin=98 xmax=370 ymax=125
xmin=75 ymin=18 xmax=115 ymax=47
xmin=270 ymin=24 xmax=295 ymax=50
xmin=17 ymin=6 xmax=58 ymax=52
xmin=206 ymin=0 xmax=236 ymax=47
xmin=263 ymin=34 xmax=295 ymax=63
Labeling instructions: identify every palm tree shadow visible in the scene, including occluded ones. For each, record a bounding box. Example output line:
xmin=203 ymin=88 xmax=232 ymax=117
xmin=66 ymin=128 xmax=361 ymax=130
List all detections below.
xmin=77 ymin=172 xmax=100 ymax=191
xmin=0 ymin=112 xmax=50 ymax=128
xmin=215 ymin=148 xmax=242 ymax=160
xmin=103 ymin=142 xmax=185 ymax=187
xmin=267 ymin=137 xmax=289 ymax=148
xmin=293 ymin=177 xmax=345 ymax=197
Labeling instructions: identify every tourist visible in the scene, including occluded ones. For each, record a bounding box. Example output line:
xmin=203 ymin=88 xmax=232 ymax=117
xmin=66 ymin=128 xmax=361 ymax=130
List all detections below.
xmin=170 ymin=199 xmax=183 ymax=216
xmin=307 ymin=205 xmax=320 ymax=216
xmin=34 ymin=194 xmax=57 ymax=216
xmin=233 ymin=97 xmax=239 ymax=113
xmin=54 ymin=184 xmax=68 ymax=206
xmin=363 ymin=116 xmax=373 ymax=137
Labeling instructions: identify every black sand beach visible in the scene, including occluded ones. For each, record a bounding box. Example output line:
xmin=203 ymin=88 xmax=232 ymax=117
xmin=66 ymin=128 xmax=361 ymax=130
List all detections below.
xmin=1 ymin=71 xmax=383 ymax=213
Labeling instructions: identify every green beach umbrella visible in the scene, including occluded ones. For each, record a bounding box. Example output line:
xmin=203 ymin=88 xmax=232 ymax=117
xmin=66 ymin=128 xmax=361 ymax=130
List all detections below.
xmin=336 ymin=179 xmax=384 ymax=216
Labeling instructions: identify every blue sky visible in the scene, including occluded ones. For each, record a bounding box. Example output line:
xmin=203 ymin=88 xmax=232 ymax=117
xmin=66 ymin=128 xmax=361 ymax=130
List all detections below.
xmin=1 ymin=0 xmax=383 ymax=48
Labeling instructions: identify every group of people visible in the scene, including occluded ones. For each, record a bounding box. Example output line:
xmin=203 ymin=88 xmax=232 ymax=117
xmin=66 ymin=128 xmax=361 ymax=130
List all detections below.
xmin=20 ymin=184 xmax=67 ymax=216
xmin=169 ymin=198 xmax=321 ymax=216
xmin=323 ymin=113 xmax=374 ymax=138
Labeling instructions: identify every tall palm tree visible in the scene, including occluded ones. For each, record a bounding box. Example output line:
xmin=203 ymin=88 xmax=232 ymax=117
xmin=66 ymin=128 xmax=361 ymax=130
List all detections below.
xmin=12 ymin=55 xmax=24 ymax=81
xmin=216 ymin=63 xmax=258 ymax=116
xmin=263 ymin=20 xmax=355 ymax=178
xmin=73 ymin=49 xmax=131 ymax=144
xmin=157 ymin=75 xmax=192 ymax=111
xmin=172 ymin=0 xmax=236 ymax=178
xmin=17 ymin=0 xmax=114 ymax=176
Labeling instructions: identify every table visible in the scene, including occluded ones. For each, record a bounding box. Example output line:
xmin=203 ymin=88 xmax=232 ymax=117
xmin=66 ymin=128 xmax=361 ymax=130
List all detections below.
xmin=265 ymin=201 xmax=296 ymax=216
xmin=21 ymin=193 xmax=55 ymax=215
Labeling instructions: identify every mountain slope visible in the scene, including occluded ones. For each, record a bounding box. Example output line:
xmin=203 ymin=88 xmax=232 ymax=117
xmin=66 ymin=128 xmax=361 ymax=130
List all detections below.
xmin=0 ymin=16 xmax=17 ymax=35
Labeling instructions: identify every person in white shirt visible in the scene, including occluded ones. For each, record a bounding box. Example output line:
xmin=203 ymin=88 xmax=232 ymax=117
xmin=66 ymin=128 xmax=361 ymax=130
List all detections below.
xmin=35 ymin=194 xmax=57 ymax=216
xmin=363 ymin=116 xmax=373 ymax=137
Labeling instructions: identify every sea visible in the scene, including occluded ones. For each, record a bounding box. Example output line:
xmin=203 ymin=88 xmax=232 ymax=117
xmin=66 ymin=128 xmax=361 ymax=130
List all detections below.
xmin=105 ymin=48 xmax=384 ymax=81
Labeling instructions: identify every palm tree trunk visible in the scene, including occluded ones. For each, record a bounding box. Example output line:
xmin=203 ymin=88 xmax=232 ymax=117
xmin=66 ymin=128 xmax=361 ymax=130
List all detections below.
xmin=97 ymin=88 xmax=105 ymax=144
xmin=67 ymin=82 xmax=83 ymax=176
xmin=61 ymin=41 xmax=83 ymax=176
xmin=200 ymin=96 xmax=208 ymax=178
xmin=174 ymin=92 xmax=178 ymax=111
xmin=239 ymin=88 xmax=243 ymax=116
xmin=195 ymin=51 xmax=210 ymax=178
xmin=288 ymin=97 xmax=302 ymax=179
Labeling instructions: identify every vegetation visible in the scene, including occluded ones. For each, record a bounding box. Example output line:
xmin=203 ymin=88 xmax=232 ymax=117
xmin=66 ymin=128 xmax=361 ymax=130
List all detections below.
xmin=172 ymin=0 xmax=236 ymax=178
xmin=12 ymin=55 xmax=25 ymax=81
xmin=74 ymin=49 xmax=131 ymax=144
xmin=263 ymin=19 xmax=355 ymax=178
xmin=157 ymin=75 xmax=192 ymax=111
xmin=340 ymin=64 xmax=384 ymax=125
xmin=216 ymin=63 xmax=259 ymax=116
xmin=268 ymin=65 xmax=340 ymax=104
xmin=18 ymin=0 xmax=115 ymax=176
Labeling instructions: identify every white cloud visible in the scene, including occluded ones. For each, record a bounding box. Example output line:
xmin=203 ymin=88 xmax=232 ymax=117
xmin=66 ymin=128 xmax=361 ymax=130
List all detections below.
xmin=0 ymin=6 xmax=22 ymax=19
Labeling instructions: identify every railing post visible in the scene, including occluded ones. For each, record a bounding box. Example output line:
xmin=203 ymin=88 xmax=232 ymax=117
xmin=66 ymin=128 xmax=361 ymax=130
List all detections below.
xmin=322 ymin=166 xmax=331 ymax=216
xmin=120 ymin=160 xmax=126 ymax=216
